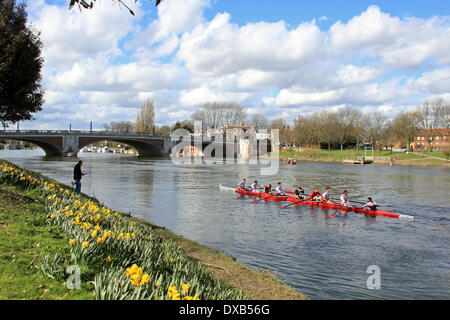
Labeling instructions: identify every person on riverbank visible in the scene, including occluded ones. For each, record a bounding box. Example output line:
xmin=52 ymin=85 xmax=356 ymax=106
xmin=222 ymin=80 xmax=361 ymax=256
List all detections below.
xmin=340 ymin=190 xmax=351 ymax=207
xmin=310 ymin=187 xmax=323 ymax=202
xmin=363 ymin=197 xmax=377 ymax=211
xmin=294 ymin=187 xmax=306 ymax=200
xmin=73 ymin=160 xmax=85 ymax=194
xmin=275 ymin=182 xmax=285 ymax=195
xmin=322 ymin=187 xmax=333 ymax=204
xmin=238 ymin=178 xmax=247 ymax=190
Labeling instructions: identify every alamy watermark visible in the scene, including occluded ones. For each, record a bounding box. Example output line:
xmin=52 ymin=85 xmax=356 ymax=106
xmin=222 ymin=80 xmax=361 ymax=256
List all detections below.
xmin=366 ymin=265 xmax=381 ymax=290
xmin=170 ymin=121 xmax=280 ymax=176
xmin=66 ymin=265 xmax=81 ymax=290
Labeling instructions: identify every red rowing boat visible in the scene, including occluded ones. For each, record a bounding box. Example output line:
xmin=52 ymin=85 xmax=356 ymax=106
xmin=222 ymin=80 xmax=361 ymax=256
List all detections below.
xmin=235 ymin=189 xmax=289 ymax=201
xmin=235 ymin=188 xmax=414 ymax=219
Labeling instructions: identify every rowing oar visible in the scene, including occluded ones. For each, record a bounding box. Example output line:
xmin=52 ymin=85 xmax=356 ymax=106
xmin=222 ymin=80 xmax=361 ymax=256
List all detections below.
xmin=331 ymin=202 xmax=344 ymax=217
xmin=251 ymin=193 xmax=276 ymax=203
xmin=236 ymin=188 xmax=250 ymax=199
xmin=278 ymin=197 xmax=312 ymax=209
xmin=331 ymin=198 xmax=389 ymax=208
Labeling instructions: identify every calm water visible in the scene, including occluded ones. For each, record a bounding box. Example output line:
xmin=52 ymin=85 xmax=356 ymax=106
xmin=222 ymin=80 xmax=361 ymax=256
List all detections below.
xmin=1 ymin=149 xmax=449 ymax=300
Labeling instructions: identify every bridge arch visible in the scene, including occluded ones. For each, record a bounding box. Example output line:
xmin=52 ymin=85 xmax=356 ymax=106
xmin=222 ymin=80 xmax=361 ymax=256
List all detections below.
xmin=0 ymin=136 xmax=63 ymax=157
xmin=77 ymin=137 xmax=165 ymax=157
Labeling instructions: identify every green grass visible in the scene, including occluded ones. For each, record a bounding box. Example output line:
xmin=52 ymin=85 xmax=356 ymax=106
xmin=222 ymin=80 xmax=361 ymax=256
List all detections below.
xmin=0 ymin=159 xmax=307 ymax=300
xmin=0 ymin=184 xmax=94 ymax=300
xmin=269 ymin=149 xmax=443 ymax=162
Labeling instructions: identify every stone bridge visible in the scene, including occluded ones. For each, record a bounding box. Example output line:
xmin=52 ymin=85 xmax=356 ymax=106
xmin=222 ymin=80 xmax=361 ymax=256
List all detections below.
xmin=0 ymin=130 xmax=273 ymax=158
xmin=0 ymin=130 xmax=173 ymax=157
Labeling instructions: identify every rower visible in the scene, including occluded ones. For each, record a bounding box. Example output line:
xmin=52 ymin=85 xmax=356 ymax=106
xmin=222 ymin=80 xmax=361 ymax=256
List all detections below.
xmin=237 ymin=178 xmax=247 ymax=190
xmin=322 ymin=187 xmax=333 ymax=204
xmin=264 ymin=184 xmax=272 ymax=194
xmin=363 ymin=197 xmax=377 ymax=211
xmin=294 ymin=187 xmax=306 ymax=200
xmin=251 ymin=180 xmax=262 ymax=193
xmin=275 ymin=182 xmax=285 ymax=195
xmin=309 ymin=187 xmax=323 ymax=202
xmin=340 ymin=190 xmax=351 ymax=207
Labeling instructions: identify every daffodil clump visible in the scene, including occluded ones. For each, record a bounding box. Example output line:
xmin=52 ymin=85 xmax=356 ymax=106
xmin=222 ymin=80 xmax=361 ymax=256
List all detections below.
xmin=0 ymin=159 xmax=249 ymax=300
xmin=126 ymin=264 xmax=150 ymax=287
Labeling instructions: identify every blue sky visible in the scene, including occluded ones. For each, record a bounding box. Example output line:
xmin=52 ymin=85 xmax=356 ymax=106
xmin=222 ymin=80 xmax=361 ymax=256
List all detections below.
xmin=205 ymin=0 xmax=450 ymax=26
xmin=22 ymin=0 xmax=450 ymax=130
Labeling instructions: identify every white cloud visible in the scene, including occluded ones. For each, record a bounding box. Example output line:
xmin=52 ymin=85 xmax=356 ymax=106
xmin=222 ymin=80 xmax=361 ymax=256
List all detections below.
xmin=329 ymin=6 xmax=450 ymax=70
xmin=178 ymin=13 xmax=325 ymax=75
xmin=23 ymin=2 xmax=450 ymax=129
xmin=29 ymin=1 xmax=138 ymax=70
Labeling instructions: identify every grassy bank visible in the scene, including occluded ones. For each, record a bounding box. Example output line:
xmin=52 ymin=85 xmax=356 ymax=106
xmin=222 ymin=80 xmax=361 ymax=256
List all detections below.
xmin=0 ymin=159 xmax=306 ymax=300
xmin=269 ymin=150 xmax=449 ymax=168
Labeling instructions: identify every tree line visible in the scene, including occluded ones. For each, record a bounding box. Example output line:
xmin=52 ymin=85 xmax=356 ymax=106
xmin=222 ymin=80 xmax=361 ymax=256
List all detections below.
xmin=291 ymin=99 xmax=449 ymax=151
xmin=107 ymin=99 xmax=293 ymax=138
xmin=108 ymin=98 xmax=449 ymax=153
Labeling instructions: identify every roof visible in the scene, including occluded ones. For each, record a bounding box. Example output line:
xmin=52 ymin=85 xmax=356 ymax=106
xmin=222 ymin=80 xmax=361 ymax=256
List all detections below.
xmin=416 ymin=128 xmax=450 ymax=136
xmin=218 ymin=125 xmax=254 ymax=131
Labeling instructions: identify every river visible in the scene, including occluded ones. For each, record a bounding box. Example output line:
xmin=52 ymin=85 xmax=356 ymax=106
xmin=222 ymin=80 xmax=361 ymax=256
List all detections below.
xmin=1 ymin=149 xmax=449 ymax=300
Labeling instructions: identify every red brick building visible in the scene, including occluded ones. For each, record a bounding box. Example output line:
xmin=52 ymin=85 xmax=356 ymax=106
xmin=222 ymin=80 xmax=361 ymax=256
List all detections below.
xmin=413 ymin=128 xmax=450 ymax=150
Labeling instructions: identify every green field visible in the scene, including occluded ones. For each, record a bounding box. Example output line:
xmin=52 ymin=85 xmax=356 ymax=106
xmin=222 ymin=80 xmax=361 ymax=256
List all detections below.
xmin=269 ymin=149 xmax=447 ymax=163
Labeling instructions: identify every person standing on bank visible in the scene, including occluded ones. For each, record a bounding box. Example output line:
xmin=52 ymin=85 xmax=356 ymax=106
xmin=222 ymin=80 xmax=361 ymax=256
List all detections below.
xmin=73 ymin=160 xmax=86 ymax=194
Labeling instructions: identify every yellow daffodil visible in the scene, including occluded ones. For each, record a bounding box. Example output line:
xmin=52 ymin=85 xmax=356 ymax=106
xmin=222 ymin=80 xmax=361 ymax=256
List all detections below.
xmin=141 ymin=274 xmax=150 ymax=284
xmin=181 ymin=283 xmax=190 ymax=295
xmin=168 ymin=286 xmax=178 ymax=299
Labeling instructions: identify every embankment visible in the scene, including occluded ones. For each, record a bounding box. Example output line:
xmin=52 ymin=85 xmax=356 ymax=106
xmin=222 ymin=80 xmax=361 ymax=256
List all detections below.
xmin=0 ymin=159 xmax=306 ymax=300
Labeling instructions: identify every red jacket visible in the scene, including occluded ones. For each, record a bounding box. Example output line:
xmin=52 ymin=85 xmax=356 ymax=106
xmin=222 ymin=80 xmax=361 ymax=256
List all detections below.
xmin=310 ymin=191 xmax=322 ymax=199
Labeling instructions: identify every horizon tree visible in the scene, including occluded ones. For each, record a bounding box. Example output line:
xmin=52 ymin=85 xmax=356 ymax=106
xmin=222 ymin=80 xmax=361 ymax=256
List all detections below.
xmin=317 ymin=110 xmax=339 ymax=150
xmin=135 ymin=99 xmax=155 ymax=134
xmin=103 ymin=120 xmax=134 ymax=133
xmin=391 ymin=111 xmax=421 ymax=150
xmin=362 ymin=111 xmax=388 ymax=154
xmin=270 ymin=118 xmax=291 ymax=146
xmin=417 ymin=99 xmax=450 ymax=150
xmin=250 ymin=113 xmax=269 ymax=130
xmin=335 ymin=107 xmax=363 ymax=150
xmin=191 ymin=102 xmax=247 ymax=130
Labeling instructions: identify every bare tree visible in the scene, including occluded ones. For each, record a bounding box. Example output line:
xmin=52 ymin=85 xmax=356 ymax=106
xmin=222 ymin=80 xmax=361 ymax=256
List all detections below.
xmin=362 ymin=111 xmax=388 ymax=154
xmin=191 ymin=102 xmax=247 ymax=130
xmin=317 ymin=110 xmax=339 ymax=150
xmin=335 ymin=107 xmax=363 ymax=150
xmin=417 ymin=99 xmax=450 ymax=150
xmin=250 ymin=113 xmax=269 ymax=130
xmin=221 ymin=102 xmax=247 ymax=127
xmin=271 ymin=118 xmax=291 ymax=146
xmin=154 ymin=124 xmax=171 ymax=135
xmin=135 ymin=99 xmax=155 ymax=134
xmin=103 ymin=121 xmax=134 ymax=133
xmin=391 ymin=111 xmax=421 ymax=150
xmin=291 ymin=115 xmax=319 ymax=148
